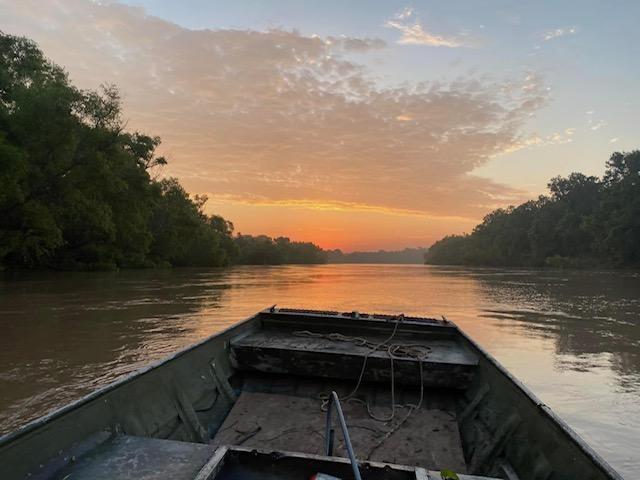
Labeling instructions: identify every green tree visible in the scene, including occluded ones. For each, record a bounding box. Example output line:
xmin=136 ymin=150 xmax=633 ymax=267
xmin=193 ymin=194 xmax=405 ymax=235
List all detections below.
xmin=149 ymin=180 xmax=231 ymax=267
xmin=233 ymin=235 xmax=326 ymax=265
xmin=425 ymin=152 xmax=640 ymax=268
xmin=0 ymin=32 xmax=235 ymax=270
xmin=590 ymin=151 xmax=640 ymax=265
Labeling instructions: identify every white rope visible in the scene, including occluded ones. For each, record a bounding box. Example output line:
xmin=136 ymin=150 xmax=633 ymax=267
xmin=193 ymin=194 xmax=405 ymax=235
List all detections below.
xmin=292 ymin=314 xmax=430 ymax=450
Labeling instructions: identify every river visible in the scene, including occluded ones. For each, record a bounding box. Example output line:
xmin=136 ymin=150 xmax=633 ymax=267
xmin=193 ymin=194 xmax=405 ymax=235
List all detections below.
xmin=0 ymin=265 xmax=638 ymax=476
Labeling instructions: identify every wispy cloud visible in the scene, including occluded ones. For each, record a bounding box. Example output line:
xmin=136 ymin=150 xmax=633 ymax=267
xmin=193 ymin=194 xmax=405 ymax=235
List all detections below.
xmin=326 ymin=36 xmax=387 ymax=52
xmin=395 ymin=6 xmax=414 ymax=20
xmin=585 ymin=112 xmax=608 ymax=132
xmin=500 ymin=127 xmax=576 ymax=155
xmin=384 ymin=6 xmax=465 ymax=47
xmin=543 ymin=26 xmax=578 ymax=41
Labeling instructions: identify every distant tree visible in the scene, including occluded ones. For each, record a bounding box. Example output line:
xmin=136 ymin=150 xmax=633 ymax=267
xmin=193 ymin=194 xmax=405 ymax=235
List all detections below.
xmin=327 ymin=247 xmax=428 ymax=264
xmin=422 ymin=236 xmax=471 ymax=266
xmin=233 ymin=235 xmax=326 ymax=265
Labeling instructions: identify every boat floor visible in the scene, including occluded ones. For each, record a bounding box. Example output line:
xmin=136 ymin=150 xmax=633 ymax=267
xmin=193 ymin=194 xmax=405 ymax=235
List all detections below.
xmin=212 ymin=383 xmax=467 ymax=471
xmin=51 ymin=376 xmax=471 ymax=479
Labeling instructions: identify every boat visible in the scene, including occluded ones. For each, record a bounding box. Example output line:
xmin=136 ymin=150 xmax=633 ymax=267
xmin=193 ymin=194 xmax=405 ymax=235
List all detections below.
xmin=0 ymin=307 xmax=623 ymax=480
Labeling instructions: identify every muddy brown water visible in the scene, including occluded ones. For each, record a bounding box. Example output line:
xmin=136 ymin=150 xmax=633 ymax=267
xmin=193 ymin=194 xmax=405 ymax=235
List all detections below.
xmin=0 ymin=265 xmax=638 ymax=477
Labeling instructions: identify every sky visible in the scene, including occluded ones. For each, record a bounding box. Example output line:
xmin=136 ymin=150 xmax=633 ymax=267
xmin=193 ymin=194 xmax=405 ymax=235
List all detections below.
xmin=1 ymin=0 xmax=638 ymax=251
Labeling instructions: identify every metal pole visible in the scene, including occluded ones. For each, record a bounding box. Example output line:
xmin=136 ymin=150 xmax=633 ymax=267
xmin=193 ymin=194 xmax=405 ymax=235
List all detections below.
xmin=325 ymin=391 xmax=363 ymax=480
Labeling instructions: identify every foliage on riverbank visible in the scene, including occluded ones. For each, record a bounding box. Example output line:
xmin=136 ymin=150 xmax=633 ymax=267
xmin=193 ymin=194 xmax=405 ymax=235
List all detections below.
xmin=0 ymin=32 xmax=326 ymax=270
xmin=425 ymin=151 xmax=640 ymax=267
xmin=234 ymin=235 xmax=327 ymax=265
xmin=327 ymin=247 xmax=428 ymax=264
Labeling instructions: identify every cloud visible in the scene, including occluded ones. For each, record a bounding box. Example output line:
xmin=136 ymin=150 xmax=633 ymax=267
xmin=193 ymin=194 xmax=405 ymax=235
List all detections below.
xmin=0 ymin=0 xmax=547 ymax=222
xmin=395 ymin=6 xmax=414 ymax=20
xmin=384 ymin=6 xmax=466 ymax=47
xmin=585 ymin=113 xmax=606 ymax=132
xmin=543 ymin=26 xmax=578 ymax=41
xmin=610 ymin=137 xmax=619 ymax=143
xmin=207 ymin=195 xmax=476 ymax=222
xmin=500 ymin=127 xmax=576 ymax=155
xmin=326 ymin=36 xmax=387 ymax=52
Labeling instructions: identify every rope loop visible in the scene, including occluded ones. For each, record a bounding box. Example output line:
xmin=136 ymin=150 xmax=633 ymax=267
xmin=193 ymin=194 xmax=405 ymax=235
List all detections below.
xmin=292 ymin=314 xmax=430 ymax=440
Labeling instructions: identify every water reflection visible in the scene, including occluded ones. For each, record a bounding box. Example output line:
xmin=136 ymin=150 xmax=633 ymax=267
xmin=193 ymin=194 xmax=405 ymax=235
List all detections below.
xmin=0 ymin=265 xmax=638 ymax=476
xmin=468 ymin=268 xmax=640 ymax=388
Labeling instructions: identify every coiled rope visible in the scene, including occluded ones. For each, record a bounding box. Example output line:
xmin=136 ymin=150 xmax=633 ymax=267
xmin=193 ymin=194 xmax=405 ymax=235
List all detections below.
xmin=293 ymin=314 xmax=430 ymax=457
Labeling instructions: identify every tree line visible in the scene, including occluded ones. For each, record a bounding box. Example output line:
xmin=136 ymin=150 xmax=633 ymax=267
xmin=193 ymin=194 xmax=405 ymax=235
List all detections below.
xmin=425 ymin=150 xmax=640 ymax=268
xmin=327 ymin=247 xmax=428 ymax=264
xmin=0 ymin=32 xmax=326 ymax=270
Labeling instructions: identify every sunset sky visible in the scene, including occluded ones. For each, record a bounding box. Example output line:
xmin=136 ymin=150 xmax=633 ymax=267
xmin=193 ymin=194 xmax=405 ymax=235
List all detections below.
xmin=1 ymin=0 xmax=638 ymax=251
